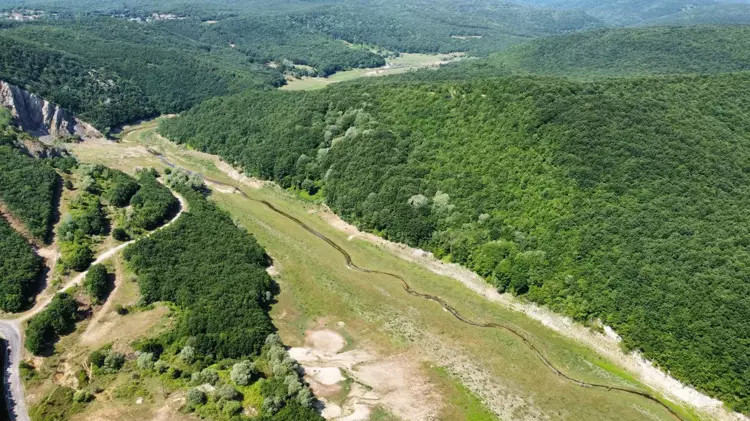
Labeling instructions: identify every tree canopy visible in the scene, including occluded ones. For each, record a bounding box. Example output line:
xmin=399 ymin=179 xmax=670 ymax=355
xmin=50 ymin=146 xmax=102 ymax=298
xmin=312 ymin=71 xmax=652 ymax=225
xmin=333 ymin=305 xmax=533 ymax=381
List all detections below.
xmin=160 ymin=71 xmax=750 ymax=412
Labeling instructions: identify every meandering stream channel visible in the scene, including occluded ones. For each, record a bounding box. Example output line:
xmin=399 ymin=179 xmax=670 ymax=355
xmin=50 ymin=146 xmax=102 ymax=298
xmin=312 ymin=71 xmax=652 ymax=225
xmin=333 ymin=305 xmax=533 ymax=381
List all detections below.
xmin=148 ymin=149 xmax=685 ymax=421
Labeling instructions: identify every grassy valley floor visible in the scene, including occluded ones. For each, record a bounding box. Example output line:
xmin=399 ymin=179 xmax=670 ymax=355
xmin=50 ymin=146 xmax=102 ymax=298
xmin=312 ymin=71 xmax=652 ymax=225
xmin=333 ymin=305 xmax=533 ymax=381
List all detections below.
xmin=66 ymin=120 xmax=702 ymax=421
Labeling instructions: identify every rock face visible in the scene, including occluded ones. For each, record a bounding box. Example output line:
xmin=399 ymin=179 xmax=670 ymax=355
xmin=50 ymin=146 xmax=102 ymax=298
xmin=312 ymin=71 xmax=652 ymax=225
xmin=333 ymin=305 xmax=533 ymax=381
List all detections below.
xmin=0 ymin=80 xmax=101 ymax=140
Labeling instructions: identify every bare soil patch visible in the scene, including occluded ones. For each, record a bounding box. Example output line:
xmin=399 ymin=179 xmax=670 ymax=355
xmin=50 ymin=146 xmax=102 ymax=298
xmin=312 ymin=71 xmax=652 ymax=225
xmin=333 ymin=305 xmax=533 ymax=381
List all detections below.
xmin=291 ymin=329 xmax=441 ymax=421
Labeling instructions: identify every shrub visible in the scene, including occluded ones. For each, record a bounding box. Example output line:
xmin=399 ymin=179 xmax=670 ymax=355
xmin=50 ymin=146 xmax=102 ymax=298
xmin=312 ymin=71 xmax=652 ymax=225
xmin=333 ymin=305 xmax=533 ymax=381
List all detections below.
xmin=103 ymin=351 xmax=125 ymax=371
xmin=89 ymin=348 xmax=108 ymax=367
xmin=83 ymin=264 xmax=109 ymax=303
xmin=191 ymin=368 xmax=219 ymax=386
xmin=186 ymin=388 xmax=206 ymax=407
xmin=230 ymin=360 xmax=256 ymax=386
xmin=215 ymin=384 xmax=240 ymax=401
xmin=179 ymin=346 xmax=195 ymax=364
xmin=112 ymin=227 xmax=129 ymax=241
xmin=136 ymin=352 xmax=154 ymax=370
xmin=222 ymin=400 xmax=242 ymax=415
xmin=72 ymin=390 xmax=92 ymax=403
xmin=60 ymin=240 xmax=94 ymax=272
xmin=154 ymin=360 xmax=168 ymax=374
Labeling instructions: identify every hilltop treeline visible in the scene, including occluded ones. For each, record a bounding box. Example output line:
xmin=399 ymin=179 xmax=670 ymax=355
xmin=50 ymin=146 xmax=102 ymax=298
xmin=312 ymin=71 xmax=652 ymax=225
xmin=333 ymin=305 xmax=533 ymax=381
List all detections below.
xmin=487 ymin=25 xmax=750 ymax=77
xmin=160 ymin=72 xmax=750 ymax=412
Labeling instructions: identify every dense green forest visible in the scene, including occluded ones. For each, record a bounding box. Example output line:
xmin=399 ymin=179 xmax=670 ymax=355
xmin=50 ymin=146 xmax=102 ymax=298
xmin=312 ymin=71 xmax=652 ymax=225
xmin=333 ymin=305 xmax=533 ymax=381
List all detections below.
xmin=160 ymin=72 xmax=750 ymax=412
xmin=129 ymin=170 xmax=179 ymax=230
xmin=124 ymin=182 xmax=322 ymax=419
xmin=515 ymin=0 xmax=750 ymax=25
xmin=160 ymin=16 xmax=386 ymax=77
xmin=0 ymin=217 xmax=42 ymax=312
xmin=0 ymin=121 xmax=59 ymax=243
xmin=0 ymin=18 xmax=283 ymax=128
xmin=0 ymin=35 xmax=152 ymax=130
xmin=124 ymin=186 xmax=275 ymax=359
xmin=482 ymin=25 xmax=750 ymax=77
xmin=281 ymin=0 xmax=599 ymax=55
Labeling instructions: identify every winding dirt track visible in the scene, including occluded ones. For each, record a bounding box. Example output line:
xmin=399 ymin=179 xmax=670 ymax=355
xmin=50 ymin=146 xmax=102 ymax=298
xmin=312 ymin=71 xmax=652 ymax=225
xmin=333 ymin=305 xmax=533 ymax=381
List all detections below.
xmin=149 ymin=150 xmax=685 ymax=421
xmin=0 ymin=189 xmax=186 ymax=421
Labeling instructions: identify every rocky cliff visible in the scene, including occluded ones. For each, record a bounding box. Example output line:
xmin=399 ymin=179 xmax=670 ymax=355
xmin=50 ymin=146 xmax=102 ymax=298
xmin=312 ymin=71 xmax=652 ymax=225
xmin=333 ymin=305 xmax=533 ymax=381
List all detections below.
xmin=0 ymin=80 xmax=101 ymax=140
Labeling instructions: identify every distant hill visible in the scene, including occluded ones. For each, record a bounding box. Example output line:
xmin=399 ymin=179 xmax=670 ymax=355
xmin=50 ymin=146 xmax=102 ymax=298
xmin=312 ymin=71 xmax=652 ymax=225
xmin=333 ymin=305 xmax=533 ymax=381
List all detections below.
xmin=512 ymin=0 xmax=750 ymax=25
xmin=432 ymin=25 xmax=750 ymax=79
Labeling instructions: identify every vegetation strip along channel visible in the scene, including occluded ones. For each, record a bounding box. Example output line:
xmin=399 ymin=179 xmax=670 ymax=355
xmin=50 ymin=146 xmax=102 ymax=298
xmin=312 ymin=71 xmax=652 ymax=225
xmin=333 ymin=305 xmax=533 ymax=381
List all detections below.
xmin=148 ymin=149 xmax=685 ymax=421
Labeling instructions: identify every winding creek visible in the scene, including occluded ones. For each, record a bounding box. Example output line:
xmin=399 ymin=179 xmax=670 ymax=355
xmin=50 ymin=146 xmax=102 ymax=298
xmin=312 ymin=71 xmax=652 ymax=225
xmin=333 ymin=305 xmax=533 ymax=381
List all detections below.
xmin=148 ymin=149 xmax=686 ymax=421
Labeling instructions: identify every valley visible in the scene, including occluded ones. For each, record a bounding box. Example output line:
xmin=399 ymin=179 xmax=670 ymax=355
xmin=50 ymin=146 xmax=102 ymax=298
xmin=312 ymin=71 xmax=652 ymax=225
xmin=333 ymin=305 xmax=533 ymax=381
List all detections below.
xmin=64 ymin=120 xmax=733 ymax=421
xmin=280 ymin=53 xmax=466 ymax=91
xmin=1 ymin=2 xmax=749 ymax=420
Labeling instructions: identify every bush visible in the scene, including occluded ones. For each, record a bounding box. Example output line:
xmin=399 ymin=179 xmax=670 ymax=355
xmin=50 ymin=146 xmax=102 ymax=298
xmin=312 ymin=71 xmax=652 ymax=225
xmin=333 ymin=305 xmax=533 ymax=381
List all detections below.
xmin=154 ymin=360 xmax=168 ymax=374
xmin=89 ymin=348 xmax=108 ymax=367
xmin=187 ymin=388 xmax=206 ymax=407
xmin=179 ymin=346 xmax=196 ymax=364
xmin=83 ymin=264 xmax=109 ymax=304
xmin=136 ymin=352 xmax=154 ymax=370
xmin=191 ymin=368 xmax=219 ymax=386
xmin=222 ymin=400 xmax=242 ymax=416
xmin=60 ymin=240 xmax=94 ymax=272
xmin=72 ymin=390 xmax=92 ymax=403
xmin=215 ymin=384 xmax=240 ymax=401
xmin=114 ymin=304 xmax=128 ymax=315
xmin=112 ymin=227 xmax=129 ymax=241
xmin=230 ymin=360 xmax=256 ymax=386
xmin=103 ymin=351 xmax=125 ymax=372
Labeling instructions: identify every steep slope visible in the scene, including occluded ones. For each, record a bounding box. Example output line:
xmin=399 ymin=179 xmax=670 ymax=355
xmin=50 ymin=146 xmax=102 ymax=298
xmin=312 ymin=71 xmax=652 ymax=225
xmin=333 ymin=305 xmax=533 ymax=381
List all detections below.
xmin=160 ymin=72 xmax=750 ymax=413
xmin=0 ymin=34 xmax=153 ymax=131
xmin=0 ymin=121 xmax=60 ymax=243
xmin=0 ymin=81 xmax=101 ymax=139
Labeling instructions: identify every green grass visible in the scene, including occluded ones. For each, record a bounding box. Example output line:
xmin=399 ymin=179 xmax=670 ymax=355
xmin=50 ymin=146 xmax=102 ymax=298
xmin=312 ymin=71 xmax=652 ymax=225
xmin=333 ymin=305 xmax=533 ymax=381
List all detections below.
xmin=281 ymin=53 xmax=464 ymax=91
xmin=67 ymin=122 xmax=702 ymax=421
xmin=428 ymin=365 xmax=498 ymax=421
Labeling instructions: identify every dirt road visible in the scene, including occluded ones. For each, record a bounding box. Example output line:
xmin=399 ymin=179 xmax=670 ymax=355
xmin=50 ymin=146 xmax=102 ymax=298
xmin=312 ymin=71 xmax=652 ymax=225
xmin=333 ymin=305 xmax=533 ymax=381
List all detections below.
xmin=0 ymin=190 xmax=186 ymax=421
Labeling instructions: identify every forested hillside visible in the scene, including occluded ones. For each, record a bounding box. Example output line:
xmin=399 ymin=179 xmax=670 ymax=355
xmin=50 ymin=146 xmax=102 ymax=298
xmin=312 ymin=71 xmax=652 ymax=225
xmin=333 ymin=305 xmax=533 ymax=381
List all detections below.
xmin=124 ymin=185 xmax=321 ymax=419
xmin=0 ymin=18 xmax=284 ymax=129
xmin=282 ymin=0 xmax=600 ymax=55
xmin=160 ymin=72 xmax=750 ymax=412
xmin=482 ymin=25 xmax=750 ymax=77
xmin=0 ymin=35 xmax=152 ymax=130
xmin=0 ymin=121 xmax=59 ymax=242
xmin=514 ymin=0 xmax=750 ymax=25
xmin=0 ymin=217 xmax=42 ymax=312
xmin=124 ymin=187 xmax=275 ymax=359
